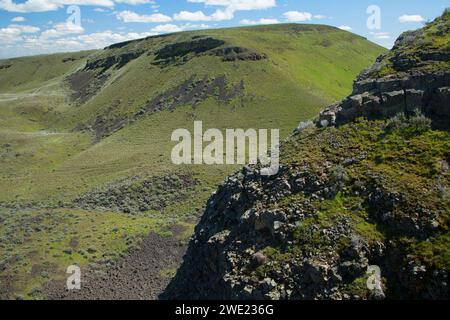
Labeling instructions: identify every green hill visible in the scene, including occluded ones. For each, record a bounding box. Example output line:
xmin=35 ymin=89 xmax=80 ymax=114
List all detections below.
xmin=0 ymin=23 xmax=385 ymax=299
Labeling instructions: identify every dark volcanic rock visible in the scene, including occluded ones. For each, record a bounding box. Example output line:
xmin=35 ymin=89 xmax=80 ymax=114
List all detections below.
xmin=43 ymin=228 xmax=188 ymax=300
xmin=153 ymin=38 xmax=267 ymax=66
xmin=66 ymin=70 xmax=109 ymax=104
xmin=317 ymin=71 xmax=450 ymax=127
xmin=317 ymin=10 xmax=450 ymax=127
xmin=153 ymin=37 xmax=225 ymax=66
xmin=0 ymin=64 xmax=12 ymax=70
xmin=84 ymin=50 xmax=144 ymax=73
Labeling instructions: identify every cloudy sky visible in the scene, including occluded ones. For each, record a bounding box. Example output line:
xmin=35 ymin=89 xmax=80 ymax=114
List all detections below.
xmin=1 ymin=0 xmax=449 ymax=59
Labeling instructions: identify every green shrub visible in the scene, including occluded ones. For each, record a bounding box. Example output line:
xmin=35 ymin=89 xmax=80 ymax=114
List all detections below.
xmin=386 ymin=112 xmax=408 ymax=131
xmin=386 ymin=110 xmax=431 ymax=134
xmin=330 ymin=165 xmax=349 ymax=193
xmin=409 ymin=109 xmax=432 ymax=133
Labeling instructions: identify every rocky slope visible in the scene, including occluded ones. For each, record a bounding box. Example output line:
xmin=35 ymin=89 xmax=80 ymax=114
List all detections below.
xmin=162 ymin=11 xmax=450 ymax=300
xmin=318 ymin=10 xmax=450 ymax=128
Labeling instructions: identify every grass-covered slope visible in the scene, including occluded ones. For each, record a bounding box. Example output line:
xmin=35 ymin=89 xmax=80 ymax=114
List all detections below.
xmin=363 ymin=9 xmax=449 ymax=78
xmin=0 ymin=51 xmax=94 ymax=93
xmin=0 ymin=24 xmax=384 ymax=299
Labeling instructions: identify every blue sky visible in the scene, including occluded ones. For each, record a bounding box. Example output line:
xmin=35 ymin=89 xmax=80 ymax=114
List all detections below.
xmin=1 ymin=0 xmax=449 ymax=59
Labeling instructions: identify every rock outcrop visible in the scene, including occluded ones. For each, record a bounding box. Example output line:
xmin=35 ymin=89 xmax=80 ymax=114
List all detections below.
xmin=0 ymin=64 xmax=12 ymax=70
xmin=83 ymin=50 xmax=145 ymax=73
xmin=318 ymin=10 xmax=450 ymax=127
xmin=317 ymin=71 xmax=450 ymax=127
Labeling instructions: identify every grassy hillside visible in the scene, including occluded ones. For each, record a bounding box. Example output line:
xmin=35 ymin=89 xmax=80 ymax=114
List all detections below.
xmin=365 ymin=9 xmax=450 ymax=78
xmin=0 ymin=23 xmax=385 ymax=299
xmin=0 ymin=51 xmax=94 ymax=93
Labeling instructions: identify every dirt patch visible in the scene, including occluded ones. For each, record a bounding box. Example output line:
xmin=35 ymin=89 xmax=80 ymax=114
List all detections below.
xmin=62 ymin=56 xmax=86 ymax=63
xmin=42 ymin=225 xmax=189 ymax=300
xmin=30 ymin=264 xmax=44 ymax=277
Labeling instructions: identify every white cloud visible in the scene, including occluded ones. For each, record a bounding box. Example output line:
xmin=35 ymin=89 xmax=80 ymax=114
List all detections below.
xmin=173 ymin=8 xmax=234 ymax=21
xmin=0 ymin=0 xmax=155 ymax=13
xmin=338 ymin=25 xmax=352 ymax=31
xmin=0 ymin=27 xmax=23 ymax=44
xmin=313 ymin=14 xmax=327 ymax=19
xmin=209 ymin=8 xmax=234 ymax=21
xmin=398 ymin=14 xmax=425 ymax=23
xmin=370 ymin=31 xmax=390 ymax=39
xmin=180 ymin=23 xmax=210 ymax=30
xmin=177 ymin=0 xmax=276 ymax=22
xmin=40 ymin=22 xmax=84 ymax=39
xmin=9 ymin=24 xmax=40 ymax=33
xmin=1 ymin=29 xmax=156 ymax=58
xmin=0 ymin=0 xmax=59 ymax=12
xmin=240 ymin=18 xmax=279 ymax=25
xmin=115 ymin=0 xmax=154 ymax=4
xmin=0 ymin=24 xmax=40 ymax=44
xmin=11 ymin=16 xmax=26 ymax=22
xmin=0 ymin=0 xmax=277 ymax=13
xmin=283 ymin=11 xmax=312 ymax=22
xmin=117 ymin=10 xmax=172 ymax=23
xmin=151 ymin=24 xmax=183 ymax=33
xmin=0 ymin=0 xmax=116 ymax=13
xmin=187 ymin=0 xmax=276 ymax=11
xmin=174 ymin=10 xmax=211 ymax=21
